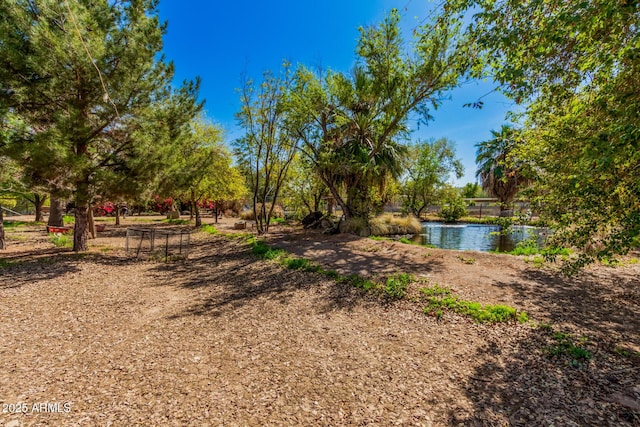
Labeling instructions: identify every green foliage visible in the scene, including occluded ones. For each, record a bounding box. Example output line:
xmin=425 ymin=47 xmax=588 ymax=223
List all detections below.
xmin=200 ymin=225 xmax=218 ymax=235
xmin=163 ymin=219 xmax=190 ymax=225
xmin=287 ymin=9 xmax=474 ymax=230
xmin=438 ymin=187 xmax=467 ymax=222
xmin=234 ymin=64 xmax=297 ymax=235
xmin=545 ymin=332 xmax=592 ymax=366
xmin=282 ymin=257 xmax=322 ymax=273
xmin=161 ymin=118 xmax=246 ymax=227
xmin=0 ymin=0 xmax=202 ymax=251
xmin=420 ymin=284 xmax=452 ymax=297
xmin=282 ymin=154 xmax=330 ymax=220
xmin=401 ymin=138 xmax=464 ymax=217
xmin=338 ymin=274 xmax=379 ymax=292
xmin=250 ymin=239 xmax=285 ymax=260
xmin=49 ymin=233 xmax=72 ymax=248
xmin=0 ymin=258 xmax=15 ymax=269
xmin=384 ymin=273 xmax=412 ymax=299
xmin=475 ymin=125 xmax=532 ymax=215
xmin=460 ymin=182 xmax=482 ymax=199
xmin=2 ymin=220 xmax=36 ymax=229
xmin=421 ymin=284 xmax=527 ymax=323
xmin=501 ymin=237 xmax=571 ymax=257
xmin=62 ymin=215 xmax=75 ymax=225
xmin=452 ymin=0 xmax=640 ymax=268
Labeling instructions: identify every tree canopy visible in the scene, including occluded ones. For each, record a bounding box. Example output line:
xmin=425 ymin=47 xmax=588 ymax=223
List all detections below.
xmin=450 ymin=0 xmax=640 ymax=265
xmin=0 ymin=0 xmax=202 ymax=251
xmin=402 ymin=138 xmax=463 ymax=217
xmin=287 ymin=9 xmax=473 ymax=234
xmin=475 ymin=125 xmax=531 ymax=216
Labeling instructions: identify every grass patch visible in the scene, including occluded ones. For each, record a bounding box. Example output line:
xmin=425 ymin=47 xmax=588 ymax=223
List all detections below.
xmin=457 ymin=255 xmax=476 ymax=265
xmin=282 ymin=257 xmax=323 ymax=273
xmin=384 ymin=273 xmax=412 ymax=299
xmin=163 ymin=218 xmax=190 ymax=225
xmin=49 ymin=233 xmax=73 ymax=248
xmin=63 ymin=214 xmax=75 ymax=224
xmin=499 ymin=237 xmax=570 ymax=257
xmin=0 ymin=259 xmax=16 ymax=269
xmin=3 ymin=220 xmax=44 ymax=229
xmin=370 ymin=213 xmax=422 ymax=236
xmin=200 ymin=224 xmax=219 ymax=235
xmin=338 ymin=274 xmax=379 ymax=291
xmin=420 ymin=284 xmax=528 ymax=323
xmin=545 ymin=331 xmax=592 ymax=366
xmin=250 ymin=239 xmax=285 ymax=260
xmin=613 ymin=346 xmax=640 ymax=359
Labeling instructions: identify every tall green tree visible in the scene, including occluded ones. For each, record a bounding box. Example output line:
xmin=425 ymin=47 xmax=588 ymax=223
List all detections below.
xmin=475 ymin=125 xmax=531 ymax=216
xmin=402 ymin=138 xmax=463 ymax=217
xmin=235 ymin=65 xmax=297 ymax=235
xmin=288 ymin=9 xmax=473 ymax=235
xmin=165 ymin=119 xmax=245 ymax=227
xmin=0 ymin=0 xmax=201 ymax=251
xmin=450 ymin=0 xmax=640 ymax=265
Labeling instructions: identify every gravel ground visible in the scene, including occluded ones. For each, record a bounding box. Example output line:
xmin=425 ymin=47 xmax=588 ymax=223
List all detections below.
xmin=0 ymin=218 xmax=638 ymax=426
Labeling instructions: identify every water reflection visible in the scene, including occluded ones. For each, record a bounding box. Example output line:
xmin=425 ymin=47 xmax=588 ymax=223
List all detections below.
xmin=414 ymin=222 xmax=548 ymax=252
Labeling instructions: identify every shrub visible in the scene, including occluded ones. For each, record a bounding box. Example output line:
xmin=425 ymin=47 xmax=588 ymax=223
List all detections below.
xmin=438 ymin=197 xmax=467 ymax=222
xmin=384 ymin=273 xmax=412 ymax=299
xmin=369 ymin=213 xmax=422 ymax=236
xmin=49 ymin=233 xmax=72 ymax=248
xmin=200 ymin=224 xmax=218 ymax=235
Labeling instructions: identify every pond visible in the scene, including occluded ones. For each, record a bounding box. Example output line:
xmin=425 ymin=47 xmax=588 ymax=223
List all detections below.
xmin=413 ymin=222 xmax=549 ymax=252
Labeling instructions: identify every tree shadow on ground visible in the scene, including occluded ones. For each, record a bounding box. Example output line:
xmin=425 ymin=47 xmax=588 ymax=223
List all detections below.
xmin=267 ymin=228 xmax=446 ymax=279
xmin=455 ymin=266 xmax=640 ymax=426
xmin=495 ymin=266 xmax=640 ymax=345
xmin=452 ymin=327 xmax=640 ymax=426
xmin=0 ymin=249 xmax=147 ymax=291
xmin=151 ymin=236 xmax=386 ymax=319
xmin=0 ymin=251 xmax=81 ymax=290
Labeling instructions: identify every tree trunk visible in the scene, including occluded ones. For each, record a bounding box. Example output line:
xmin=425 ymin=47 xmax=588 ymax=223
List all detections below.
xmin=34 ymin=193 xmax=47 ymax=222
xmin=0 ymin=206 xmax=6 ymax=250
xmin=114 ymin=203 xmax=121 ymax=226
xmin=48 ymin=196 xmax=64 ymax=227
xmin=73 ymin=205 xmax=90 ymax=252
xmin=195 ymin=203 xmax=202 ymax=227
xmin=88 ymin=208 xmax=97 ymax=239
xmin=327 ymin=197 xmax=335 ymax=216
xmin=499 ymin=203 xmax=512 ymax=217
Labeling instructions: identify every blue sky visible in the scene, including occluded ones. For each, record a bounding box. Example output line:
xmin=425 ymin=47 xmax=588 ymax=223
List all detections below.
xmin=157 ymin=0 xmax=515 ymax=186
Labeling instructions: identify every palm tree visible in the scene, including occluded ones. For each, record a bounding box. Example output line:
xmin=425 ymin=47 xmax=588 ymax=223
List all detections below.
xmin=475 ymin=125 xmax=531 ymax=216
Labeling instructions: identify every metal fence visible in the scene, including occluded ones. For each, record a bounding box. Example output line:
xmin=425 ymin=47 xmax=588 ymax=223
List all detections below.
xmin=125 ymin=227 xmax=191 ymax=261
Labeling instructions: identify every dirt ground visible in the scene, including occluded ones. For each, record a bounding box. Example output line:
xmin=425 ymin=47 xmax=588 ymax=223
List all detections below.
xmin=0 ymin=215 xmax=639 ymax=426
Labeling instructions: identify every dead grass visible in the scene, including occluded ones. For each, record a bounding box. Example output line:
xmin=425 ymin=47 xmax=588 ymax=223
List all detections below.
xmin=370 ymin=213 xmax=422 ymax=236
